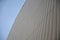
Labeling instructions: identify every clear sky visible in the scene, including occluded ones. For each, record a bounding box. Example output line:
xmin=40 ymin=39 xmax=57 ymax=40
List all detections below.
xmin=0 ymin=0 xmax=25 ymax=40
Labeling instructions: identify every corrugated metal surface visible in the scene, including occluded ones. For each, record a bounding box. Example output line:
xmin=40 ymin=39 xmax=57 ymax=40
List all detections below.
xmin=8 ymin=0 xmax=60 ymax=40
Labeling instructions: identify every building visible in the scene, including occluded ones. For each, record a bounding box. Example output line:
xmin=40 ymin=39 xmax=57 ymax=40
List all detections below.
xmin=8 ymin=0 xmax=60 ymax=40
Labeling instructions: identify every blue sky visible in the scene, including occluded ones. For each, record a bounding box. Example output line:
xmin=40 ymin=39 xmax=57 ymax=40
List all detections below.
xmin=0 ymin=0 xmax=25 ymax=40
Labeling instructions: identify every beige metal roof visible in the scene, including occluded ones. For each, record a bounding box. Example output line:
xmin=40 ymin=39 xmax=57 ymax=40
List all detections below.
xmin=8 ymin=0 xmax=60 ymax=40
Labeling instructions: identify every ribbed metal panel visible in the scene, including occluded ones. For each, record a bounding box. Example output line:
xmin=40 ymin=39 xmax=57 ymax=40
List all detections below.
xmin=8 ymin=0 xmax=60 ymax=40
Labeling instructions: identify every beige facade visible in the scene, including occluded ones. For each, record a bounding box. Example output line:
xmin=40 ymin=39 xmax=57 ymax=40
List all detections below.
xmin=8 ymin=0 xmax=60 ymax=40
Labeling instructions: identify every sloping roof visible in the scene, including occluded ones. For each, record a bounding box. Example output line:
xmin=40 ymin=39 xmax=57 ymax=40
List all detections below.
xmin=8 ymin=0 xmax=60 ymax=40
